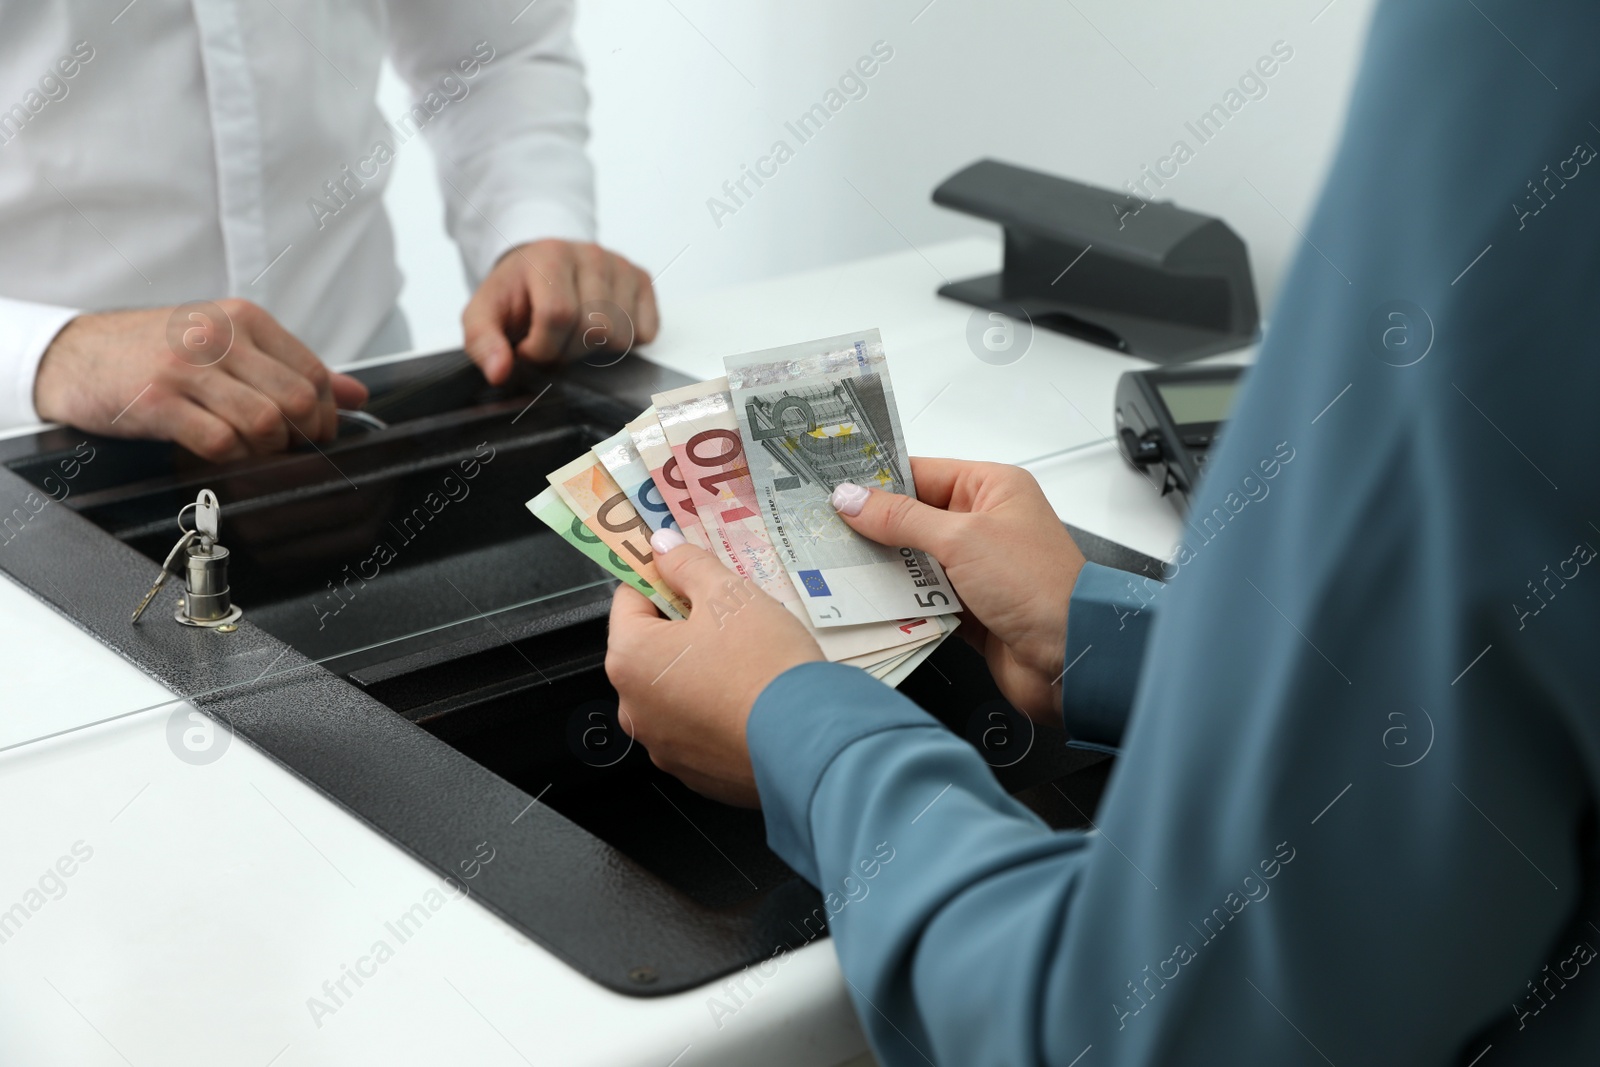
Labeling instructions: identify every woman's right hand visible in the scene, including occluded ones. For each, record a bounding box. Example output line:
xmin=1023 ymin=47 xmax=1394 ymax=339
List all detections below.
xmin=831 ymin=459 xmax=1086 ymax=723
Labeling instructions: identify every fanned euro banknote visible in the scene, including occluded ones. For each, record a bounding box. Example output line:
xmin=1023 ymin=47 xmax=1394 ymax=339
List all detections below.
xmin=723 ymin=328 xmax=961 ymax=628
xmin=526 ymin=328 xmax=957 ymax=687
xmin=652 ymin=377 xmax=939 ymax=662
xmin=593 ymin=427 xmax=680 ymax=540
xmin=653 ymin=377 xmax=795 ymax=599
xmin=547 ymin=453 xmax=690 ymax=618
xmin=626 ymin=406 xmax=712 ymax=551
xmin=525 ymin=487 xmax=682 ymax=619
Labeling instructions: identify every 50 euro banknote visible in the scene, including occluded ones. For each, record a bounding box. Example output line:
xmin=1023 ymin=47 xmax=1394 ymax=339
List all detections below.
xmin=723 ymin=328 xmax=961 ymax=627
xmin=525 ymin=487 xmax=683 ymax=620
xmin=546 ymin=453 xmax=691 ymax=618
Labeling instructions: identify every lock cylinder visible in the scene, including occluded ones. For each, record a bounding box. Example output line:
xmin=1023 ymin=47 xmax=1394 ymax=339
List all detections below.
xmin=130 ymin=487 xmax=244 ymax=630
xmin=181 ymin=541 xmax=234 ymax=623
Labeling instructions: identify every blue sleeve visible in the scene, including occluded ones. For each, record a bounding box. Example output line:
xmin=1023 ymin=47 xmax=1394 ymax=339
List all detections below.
xmin=749 ymin=663 xmax=1095 ymax=1067
xmin=748 ymin=2 xmax=1600 ymax=1064
xmin=1060 ymin=561 xmax=1159 ymax=752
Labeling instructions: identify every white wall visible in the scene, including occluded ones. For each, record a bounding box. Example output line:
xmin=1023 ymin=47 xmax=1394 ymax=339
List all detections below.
xmin=381 ymin=0 xmax=1380 ymax=353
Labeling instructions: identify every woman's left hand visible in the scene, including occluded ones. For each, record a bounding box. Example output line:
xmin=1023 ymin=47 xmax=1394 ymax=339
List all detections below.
xmin=605 ymin=530 xmax=823 ymax=807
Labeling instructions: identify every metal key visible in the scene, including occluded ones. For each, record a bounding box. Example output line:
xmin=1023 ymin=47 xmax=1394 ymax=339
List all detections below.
xmin=130 ymin=529 xmax=198 ymax=623
xmin=194 ymin=488 xmax=220 ymax=542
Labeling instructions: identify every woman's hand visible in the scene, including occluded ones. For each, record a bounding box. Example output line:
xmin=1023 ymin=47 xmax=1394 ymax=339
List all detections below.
xmin=605 ymin=530 xmax=823 ymax=807
xmin=831 ymin=459 xmax=1085 ymax=723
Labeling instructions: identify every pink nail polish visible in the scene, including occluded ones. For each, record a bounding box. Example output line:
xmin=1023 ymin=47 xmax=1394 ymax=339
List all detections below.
xmin=649 ymin=527 xmax=686 ymax=555
xmin=830 ymin=482 xmax=869 ymax=516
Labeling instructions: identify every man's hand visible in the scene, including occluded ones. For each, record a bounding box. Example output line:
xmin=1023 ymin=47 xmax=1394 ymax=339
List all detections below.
xmin=33 ymin=300 xmax=368 ymax=462
xmin=462 ymin=239 xmax=660 ymax=383
xmin=605 ymin=530 xmax=823 ymax=808
xmin=833 ymin=459 xmax=1086 ymax=724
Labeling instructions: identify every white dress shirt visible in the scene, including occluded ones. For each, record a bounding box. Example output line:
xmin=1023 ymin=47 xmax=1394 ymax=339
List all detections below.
xmin=0 ymin=0 xmax=595 ymax=428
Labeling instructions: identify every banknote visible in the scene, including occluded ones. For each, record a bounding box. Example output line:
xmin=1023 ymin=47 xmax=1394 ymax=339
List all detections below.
xmin=839 ymin=630 xmax=936 ymax=673
xmin=861 ymin=645 xmax=919 ymax=682
xmin=875 ymin=633 xmax=946 ymax=688
xmin=724 ymin=328 xmax=962 ymax=627
xmin=651 ymin=378 xmax=937 ymax=661
xmin=835 ymin=612 xmax=954 ymax=680
xmin=525 ymin=487 xmax=683 ymax=619
xmin=592 ymin=428 xmax=680 ymax=539
xmin=547 ymin=454 xmax=691 ymax=618
xmin=653 ymin=377 xmax=797 ymax=600
xmin=626 ymin=407 xmax=712 ymax=551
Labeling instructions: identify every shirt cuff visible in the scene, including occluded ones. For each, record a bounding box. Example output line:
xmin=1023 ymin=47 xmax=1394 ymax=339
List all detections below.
xmin=0 ymin=298 xmax=79 ymax=430
xmin=1059 ymin=561 xmax=1160 ymax=752
xmin=748 ymin=661 xmax=937 ymax=885
xmin=467 ymin=200 xmax=596 ymax=283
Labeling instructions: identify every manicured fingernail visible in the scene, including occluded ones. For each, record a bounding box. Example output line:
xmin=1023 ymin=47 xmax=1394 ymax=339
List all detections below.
xmin=650 ymin=527 xmax=686 ymax=555
xmin=830 ymin=482 xmax=870 ymax=516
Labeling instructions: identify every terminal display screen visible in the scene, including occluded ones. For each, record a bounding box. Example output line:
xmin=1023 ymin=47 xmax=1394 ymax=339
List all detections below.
xmin=1156 ymin=379 xmax=1238 ymax=426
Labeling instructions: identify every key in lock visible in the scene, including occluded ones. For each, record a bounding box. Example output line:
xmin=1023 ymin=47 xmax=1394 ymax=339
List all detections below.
xmin=130 ymin=489 xmax=244 ymax=630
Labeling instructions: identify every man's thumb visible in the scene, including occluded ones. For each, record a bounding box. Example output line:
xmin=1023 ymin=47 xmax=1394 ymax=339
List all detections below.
xmin=830 ymin=482 xmax=953 ymax=555
xmin=648 ymin=530 xmax=742 ymax=604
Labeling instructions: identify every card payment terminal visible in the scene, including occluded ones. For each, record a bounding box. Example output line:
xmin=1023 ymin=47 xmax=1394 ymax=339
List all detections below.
xmin=1115 ymin=365 xmax=1245 ymax=508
